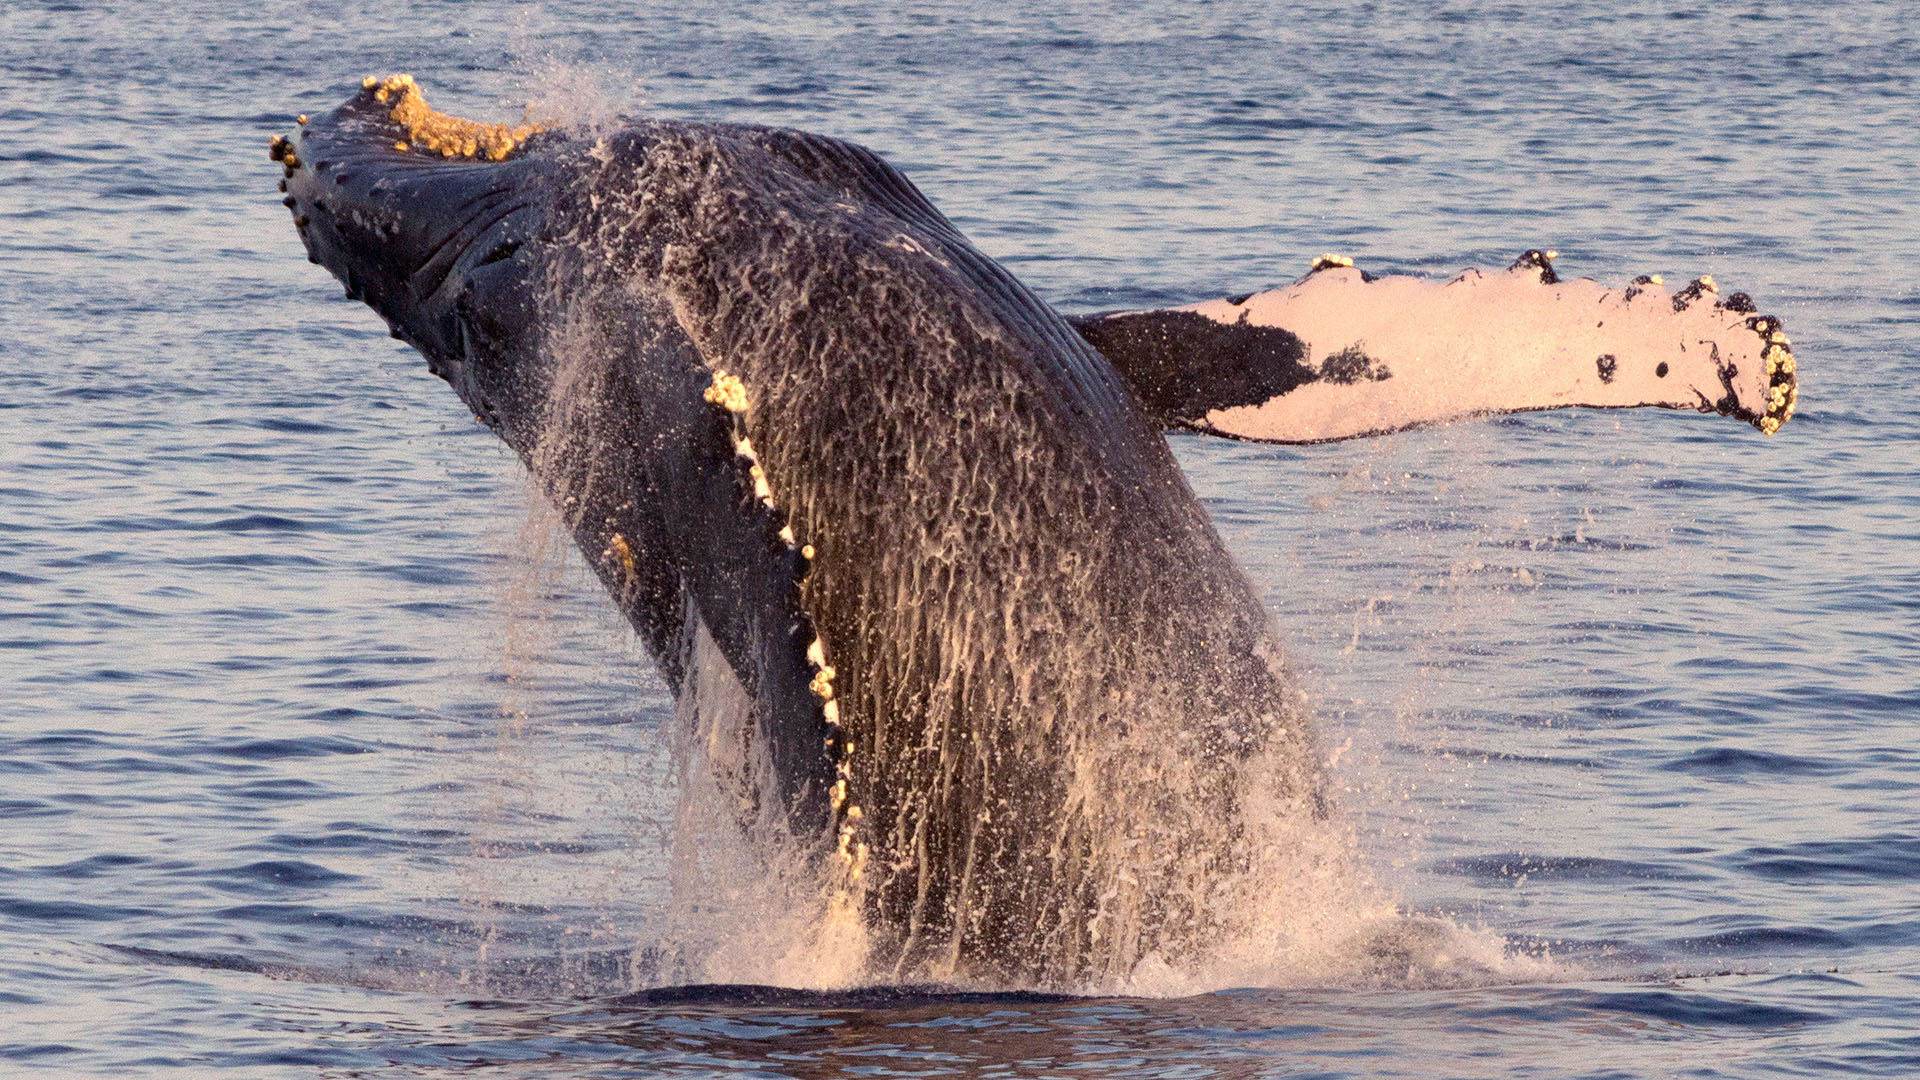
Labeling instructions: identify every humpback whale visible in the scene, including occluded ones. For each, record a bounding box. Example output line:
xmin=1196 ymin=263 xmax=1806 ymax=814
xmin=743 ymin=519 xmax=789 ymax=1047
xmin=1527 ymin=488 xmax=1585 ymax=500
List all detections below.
xmin=274 ymin=75 xmax=1798 ymax=986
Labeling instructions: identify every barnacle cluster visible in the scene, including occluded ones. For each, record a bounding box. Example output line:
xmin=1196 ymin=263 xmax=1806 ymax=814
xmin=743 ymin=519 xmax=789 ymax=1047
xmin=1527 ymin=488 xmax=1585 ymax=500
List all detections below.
xmin=267 ymin=133 xmax=300 ymax=177
xmin=1666 ymin=275 xmax=1798 ymax=435
xmin=1674 ymin=275 xmax=1798 ymax=435
xmin=1750 ymin=315 xmax=1798 ymax=435
xmin=363 ymin=73 xmax=541 ymax=162
xmin=703 ymin=370 xmax=750 ymax=414
xmin=702 ymin=369 xmax=866 ymax=878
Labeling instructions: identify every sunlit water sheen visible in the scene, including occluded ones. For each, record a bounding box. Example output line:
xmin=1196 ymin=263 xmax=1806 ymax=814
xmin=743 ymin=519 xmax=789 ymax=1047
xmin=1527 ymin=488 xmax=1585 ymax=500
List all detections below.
xmin=3 ymin=0 xmax=1917 ymax=1075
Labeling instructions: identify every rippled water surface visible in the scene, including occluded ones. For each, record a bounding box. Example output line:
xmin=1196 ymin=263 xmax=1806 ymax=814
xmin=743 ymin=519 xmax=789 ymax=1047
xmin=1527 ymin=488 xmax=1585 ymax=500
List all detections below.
xmin=4 ymin=1 xmax=1917 ymax=1075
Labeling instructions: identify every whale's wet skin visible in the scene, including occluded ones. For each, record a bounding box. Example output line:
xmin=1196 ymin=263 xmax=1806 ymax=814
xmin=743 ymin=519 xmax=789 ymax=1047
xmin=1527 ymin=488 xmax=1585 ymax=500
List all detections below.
xmin=276 ymin=76 xmax=1794 ymax=990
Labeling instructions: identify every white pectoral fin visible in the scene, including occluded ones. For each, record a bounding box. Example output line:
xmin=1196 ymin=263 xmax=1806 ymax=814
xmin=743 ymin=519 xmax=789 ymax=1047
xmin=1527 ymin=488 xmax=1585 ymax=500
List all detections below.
xmin=1074 ymin=253 xmax=1799 ymax=445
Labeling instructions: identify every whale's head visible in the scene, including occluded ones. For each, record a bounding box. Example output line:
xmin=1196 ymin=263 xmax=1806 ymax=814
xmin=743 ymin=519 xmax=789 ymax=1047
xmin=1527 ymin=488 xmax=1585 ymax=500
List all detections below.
xmin=275 ymin=76 xmax=558 ymax=436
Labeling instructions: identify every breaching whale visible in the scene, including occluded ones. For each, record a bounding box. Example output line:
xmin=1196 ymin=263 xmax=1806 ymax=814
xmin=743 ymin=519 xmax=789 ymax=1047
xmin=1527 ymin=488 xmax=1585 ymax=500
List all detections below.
xmin=274 ymin=75 xmax=1798 ymax=986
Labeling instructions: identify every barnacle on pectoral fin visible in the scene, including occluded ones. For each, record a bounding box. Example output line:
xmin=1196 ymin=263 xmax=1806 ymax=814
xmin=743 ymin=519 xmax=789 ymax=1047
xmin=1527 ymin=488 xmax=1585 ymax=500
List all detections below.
xmin=1750 ymin=314 xmax=1799 ymax=435
xmin=364 ymin=74 xmax=542 ymax=162
xmin=1509 ymin=248 xmax=1561 ymax=284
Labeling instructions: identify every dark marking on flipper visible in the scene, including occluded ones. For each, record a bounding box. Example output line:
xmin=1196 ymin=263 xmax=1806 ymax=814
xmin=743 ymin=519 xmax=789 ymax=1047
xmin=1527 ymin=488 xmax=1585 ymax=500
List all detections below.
xmin=1319 ymin=346 xmax=1391 ymax=385
xmin=1067 ymin=309 xmax=1314 ymax=423
xmin=1596 ymin=354 xmax=1617 ymax=384
xmin=1672 ymin=276 xmax=1717 ymax=312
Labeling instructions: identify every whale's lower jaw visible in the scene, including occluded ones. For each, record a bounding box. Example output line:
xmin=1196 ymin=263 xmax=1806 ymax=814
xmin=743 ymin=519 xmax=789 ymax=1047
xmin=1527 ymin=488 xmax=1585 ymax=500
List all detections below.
xmin=278 ymin=78 xmax=1326 ymax=986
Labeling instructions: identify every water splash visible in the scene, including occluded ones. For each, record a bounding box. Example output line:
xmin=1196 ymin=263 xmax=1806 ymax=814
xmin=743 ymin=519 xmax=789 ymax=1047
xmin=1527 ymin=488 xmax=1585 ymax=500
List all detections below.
xmin=506 ymin=9 xmax=649 ymax=137
xmin=658 ymin=622 xmax=872 ymax=988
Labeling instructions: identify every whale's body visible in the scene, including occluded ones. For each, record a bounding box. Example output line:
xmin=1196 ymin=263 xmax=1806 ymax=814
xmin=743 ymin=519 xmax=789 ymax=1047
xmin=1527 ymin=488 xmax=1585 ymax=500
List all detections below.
xmin=276 ymin=77 xmax=1796 ymax=986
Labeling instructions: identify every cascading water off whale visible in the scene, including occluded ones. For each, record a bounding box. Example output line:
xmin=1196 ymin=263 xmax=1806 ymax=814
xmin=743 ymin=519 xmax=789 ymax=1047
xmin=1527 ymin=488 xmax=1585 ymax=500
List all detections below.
xmin=272 ymin=75 xmax=1798 ymax=988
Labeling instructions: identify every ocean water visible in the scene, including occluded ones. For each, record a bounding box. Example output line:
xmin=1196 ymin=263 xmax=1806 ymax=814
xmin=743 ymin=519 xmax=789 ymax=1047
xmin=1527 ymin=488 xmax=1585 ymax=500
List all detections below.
xmin=3 ymin=0 xmax=1917 ymax=1075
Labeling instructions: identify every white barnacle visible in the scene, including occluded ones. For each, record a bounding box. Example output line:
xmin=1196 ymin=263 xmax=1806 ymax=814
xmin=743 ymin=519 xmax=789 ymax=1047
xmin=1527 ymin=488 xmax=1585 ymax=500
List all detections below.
xmin=823 ymin=699 xmax=840 ymax=725
xmin=807 ymin=639 xmax=827 ymax=667
xmin=1649 ymin=274 xmax=1665 ymax=285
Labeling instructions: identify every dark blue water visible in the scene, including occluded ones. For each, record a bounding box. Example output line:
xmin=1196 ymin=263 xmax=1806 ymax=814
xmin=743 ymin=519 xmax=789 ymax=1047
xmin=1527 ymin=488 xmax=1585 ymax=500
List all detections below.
xmin=4 ymin=1 xmax=1916 ymax=1075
